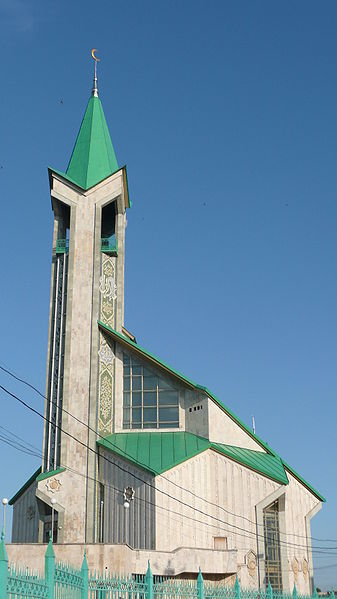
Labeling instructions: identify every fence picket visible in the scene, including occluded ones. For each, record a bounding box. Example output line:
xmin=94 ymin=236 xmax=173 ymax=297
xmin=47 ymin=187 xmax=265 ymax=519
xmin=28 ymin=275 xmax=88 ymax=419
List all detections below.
xmin=0 ymin=536 xmax=326 ymax=599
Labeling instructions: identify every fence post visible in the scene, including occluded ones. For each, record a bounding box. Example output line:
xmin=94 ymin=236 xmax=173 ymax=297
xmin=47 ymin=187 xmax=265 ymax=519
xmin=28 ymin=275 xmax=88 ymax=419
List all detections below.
xmin=293 ymin=584 xmax=297 ymax=599
xmin=313 ymin=588 xmax=318 ymax=599
xmin=81 ymin=551 xmax=89 ymax=599
xmin=145 ymin=561 xmax=153 ymax=599
xmin=45 ymin=535 xmax=55 ymax=599
xmin=234 ymin=575 xmax=240 ymax=599
xmin=197 ymin=568 xmax=204 ymax=599
xmin=267 ymin=582 xmax=273 ymax=599
xmin=0 ymin=530 xmax=8 ymax=599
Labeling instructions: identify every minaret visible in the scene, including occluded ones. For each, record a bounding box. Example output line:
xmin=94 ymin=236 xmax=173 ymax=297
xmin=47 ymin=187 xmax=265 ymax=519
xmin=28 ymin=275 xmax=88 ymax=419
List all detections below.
xmin=41 ymin=53 xmax=130 ymax=543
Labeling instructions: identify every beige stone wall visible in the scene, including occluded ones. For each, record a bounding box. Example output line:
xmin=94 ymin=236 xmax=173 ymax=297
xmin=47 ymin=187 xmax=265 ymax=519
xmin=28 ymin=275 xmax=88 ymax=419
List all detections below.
xmin=6 ymin=543 xmax=237 ymax=577
xmin=207 ymin=399 xmax=265 ymax=451
xmin=154 ymin=449 xmax=321 ymax=594
xmin=43 ymin=169 xmax=128 ymax=544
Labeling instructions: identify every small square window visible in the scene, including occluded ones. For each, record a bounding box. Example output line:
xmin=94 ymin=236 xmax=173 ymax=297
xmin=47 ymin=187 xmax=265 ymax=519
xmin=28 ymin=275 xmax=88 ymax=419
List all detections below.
xmin=132 ymin=392 xmax=142 ymax=407
xmin=143 ymin=391 xmax=157 ymax=406
xmin=132 ymin=408 xmax=141 ymax=424
xmin=143 ymin=407 xmax=157 ymax=422
xmin=132 ymin=376 xmax=142 ymax=391
xmin=143 ymin=376 xmax=157 ymax=391
xmin=158 ymin=391 xmax=179 ymax=406
xmin=159 ymin=407 xmax=179 ymax=422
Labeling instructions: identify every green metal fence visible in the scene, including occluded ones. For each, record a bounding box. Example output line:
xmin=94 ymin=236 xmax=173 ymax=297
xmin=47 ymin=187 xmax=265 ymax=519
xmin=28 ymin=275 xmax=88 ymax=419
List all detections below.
xmin=0 ymin=532 xmax=333 ymax=599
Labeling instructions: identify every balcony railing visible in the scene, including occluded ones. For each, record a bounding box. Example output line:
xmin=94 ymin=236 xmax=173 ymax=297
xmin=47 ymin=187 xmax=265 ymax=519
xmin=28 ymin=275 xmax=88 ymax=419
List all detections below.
xmin=101 ymin=236 xmax=118 ymax=256
xmin=55 ymin=239 xmax=69 ymax=254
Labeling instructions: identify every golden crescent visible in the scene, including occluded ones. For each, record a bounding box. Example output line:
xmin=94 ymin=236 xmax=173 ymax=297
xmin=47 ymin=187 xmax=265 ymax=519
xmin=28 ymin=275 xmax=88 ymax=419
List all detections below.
xmin=91 ymin=48 xmax=100 ymax=62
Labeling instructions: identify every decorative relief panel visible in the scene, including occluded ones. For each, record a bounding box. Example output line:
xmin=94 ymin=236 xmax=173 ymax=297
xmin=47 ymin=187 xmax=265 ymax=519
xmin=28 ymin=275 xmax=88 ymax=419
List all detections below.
xmin=98 ymin=332 xmax=115 ymax=435
xmin=246 ymin=550 xmax=257 ymax=578
xmin=98 ymin=254 xmax=117 ymax=435
xmin=99 ymin=254 xmax=117 ymax=328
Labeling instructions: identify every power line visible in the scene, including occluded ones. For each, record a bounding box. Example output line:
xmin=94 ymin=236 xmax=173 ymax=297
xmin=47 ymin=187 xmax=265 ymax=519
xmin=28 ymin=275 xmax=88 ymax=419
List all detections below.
xmin=0 ymin=382 xmax=335 ymax=557
xmin=1 ymin=425 xmax=336 ymax=559
xmin=0 ymin=363 xmax=330 ymax=546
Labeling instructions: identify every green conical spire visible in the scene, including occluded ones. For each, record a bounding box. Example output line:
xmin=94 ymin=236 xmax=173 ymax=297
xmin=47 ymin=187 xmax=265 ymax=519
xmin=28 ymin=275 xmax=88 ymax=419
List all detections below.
xmin=65 ymin=94 xmax=119 ymax=190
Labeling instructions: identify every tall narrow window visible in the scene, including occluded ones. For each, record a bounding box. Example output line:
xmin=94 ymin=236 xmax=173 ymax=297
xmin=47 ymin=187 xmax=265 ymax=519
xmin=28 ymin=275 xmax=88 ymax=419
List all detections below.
xmin=101 ymin=202 xmax=117 ymax=254
xmin=123 ymin=353 xmax=179 ymax=429
xmin=263 ymin=500 xmax=282 ymax=591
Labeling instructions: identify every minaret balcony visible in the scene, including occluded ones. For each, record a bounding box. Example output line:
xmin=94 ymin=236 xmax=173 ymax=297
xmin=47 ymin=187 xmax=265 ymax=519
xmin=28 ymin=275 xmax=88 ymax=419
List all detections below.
xmin=101 ymin=236 xmax=118 ymax=256
xmin=55 ymin=239 xmax=69 ymax=254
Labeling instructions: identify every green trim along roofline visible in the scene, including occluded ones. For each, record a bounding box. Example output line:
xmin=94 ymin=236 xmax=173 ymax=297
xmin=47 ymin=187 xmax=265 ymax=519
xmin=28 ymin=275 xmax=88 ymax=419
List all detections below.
xmin=281 ymin=461 xmax=326 ymax=503
xmin=98 ymin=432 xmax=289 ymax=485
xmin=48 ymin=165 xmax=131 ymax=208
xmin=9 ymin=467 xmax=67 ymax=506
xmin=98 ymin=320 xmax=325 ymax=502
xmin=36 ymin=467 xmax=66 ymax=482
xmin=9 ymin=467 xmax=42 ymax=505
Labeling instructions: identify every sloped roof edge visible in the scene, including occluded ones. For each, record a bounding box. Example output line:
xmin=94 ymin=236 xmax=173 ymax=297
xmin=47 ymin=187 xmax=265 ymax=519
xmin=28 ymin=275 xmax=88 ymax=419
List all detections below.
xmin=282 ymin=460 xmax=326 ymax=503
xmin=98 ymin=321 xmax=325 ymax=502
xmin=98 ymin=432 xmax=288 ymax=485
xmin=98 ymin=432 xmax=211 ymax=475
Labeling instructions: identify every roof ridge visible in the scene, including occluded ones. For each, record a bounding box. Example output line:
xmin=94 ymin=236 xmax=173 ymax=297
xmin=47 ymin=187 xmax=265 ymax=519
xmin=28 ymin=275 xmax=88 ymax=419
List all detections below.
xmin=84 ymin=96 xmax=97 ymax=188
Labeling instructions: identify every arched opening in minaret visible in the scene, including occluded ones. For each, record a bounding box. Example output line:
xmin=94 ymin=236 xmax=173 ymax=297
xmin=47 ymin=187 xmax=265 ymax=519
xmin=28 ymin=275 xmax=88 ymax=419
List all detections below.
xmin=101 ymin=201 xmax=117 ymax=254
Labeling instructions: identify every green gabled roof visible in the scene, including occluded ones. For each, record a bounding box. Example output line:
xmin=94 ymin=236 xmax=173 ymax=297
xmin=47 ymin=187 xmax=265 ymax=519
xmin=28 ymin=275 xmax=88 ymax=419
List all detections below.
xmin=98 ymin=321 xmax=325 ymax=501
xmin=98 ymin=432 xmax=211 ymax=475
xmin=98 ymin=432 xmax=288 ymax=484
xmin=212 ymin=443 xmax=289 ymax=485
xmin=58 ymin=95 xmax=118 ymax=190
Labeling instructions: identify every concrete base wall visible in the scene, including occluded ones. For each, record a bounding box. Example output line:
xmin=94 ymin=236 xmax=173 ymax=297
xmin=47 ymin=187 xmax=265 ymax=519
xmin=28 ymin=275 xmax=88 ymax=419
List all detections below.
xmin=6 ymin=543 xmax=237 ymax=577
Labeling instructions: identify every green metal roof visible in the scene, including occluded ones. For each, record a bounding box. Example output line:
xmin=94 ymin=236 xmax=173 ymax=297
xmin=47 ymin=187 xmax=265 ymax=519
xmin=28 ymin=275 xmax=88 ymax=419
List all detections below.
xmin=212 ymin=443 xmax=289 ymax=485
xmin=98 ymin=321 xmax=325 ymax=501
xmin=98 ymin=432 xmax=288 ymax=484
xmin=98 ymin=432 xmax=211 ymax=475
xmin=57 ymin=95 xmax=118 ymax=191
xmin=9 ymin=467 xmax=41 ymax=505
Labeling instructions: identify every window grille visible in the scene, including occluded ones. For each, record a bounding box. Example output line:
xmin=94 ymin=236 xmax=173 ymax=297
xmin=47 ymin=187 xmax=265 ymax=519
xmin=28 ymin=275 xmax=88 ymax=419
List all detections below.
xmin=263 ymin=500 xmax=283 ymax=591
xmin=123 ymin=353 xmax=179 ymax=429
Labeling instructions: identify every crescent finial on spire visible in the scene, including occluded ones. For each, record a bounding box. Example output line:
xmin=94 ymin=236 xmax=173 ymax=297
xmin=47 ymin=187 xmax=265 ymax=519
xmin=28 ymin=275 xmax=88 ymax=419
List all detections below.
xmin=91 ymin=48 xmax=100 ymax=97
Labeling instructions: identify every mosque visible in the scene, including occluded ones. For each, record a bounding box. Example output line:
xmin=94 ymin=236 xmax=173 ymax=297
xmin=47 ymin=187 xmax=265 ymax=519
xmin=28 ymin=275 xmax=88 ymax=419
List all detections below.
xmin=8 ymin=56 xmax=324 ymax=593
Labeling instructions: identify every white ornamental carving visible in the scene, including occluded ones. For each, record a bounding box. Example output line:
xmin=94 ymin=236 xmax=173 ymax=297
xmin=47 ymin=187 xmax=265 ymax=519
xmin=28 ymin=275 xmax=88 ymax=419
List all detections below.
xmin=99 ymin=273 xmax=117 ymax=301
xmin=98 ymin=344 xmax=115 ymax=366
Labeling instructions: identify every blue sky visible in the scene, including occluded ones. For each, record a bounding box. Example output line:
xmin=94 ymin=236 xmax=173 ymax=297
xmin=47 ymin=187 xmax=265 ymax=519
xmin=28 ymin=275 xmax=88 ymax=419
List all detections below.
xmin=0 ymin=0 xmax=336 ymax=589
